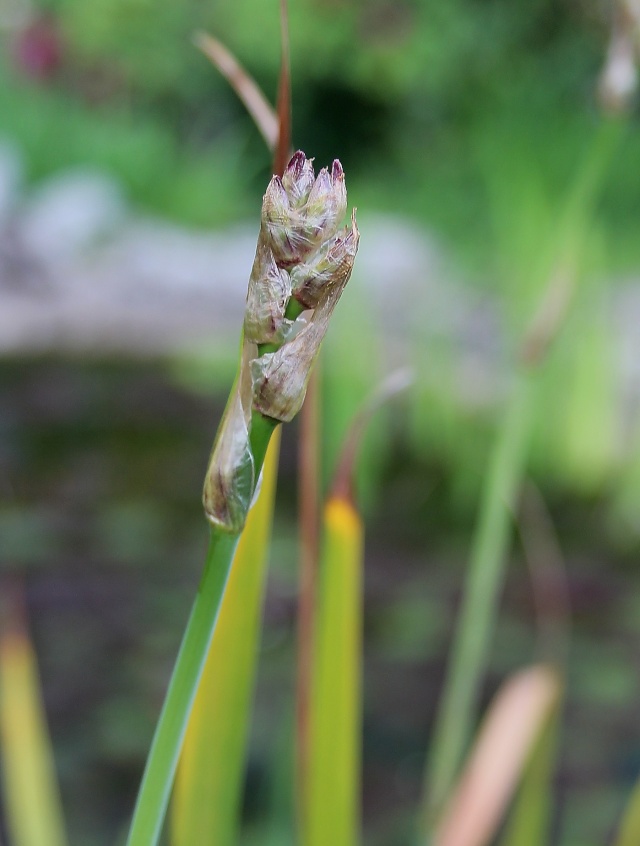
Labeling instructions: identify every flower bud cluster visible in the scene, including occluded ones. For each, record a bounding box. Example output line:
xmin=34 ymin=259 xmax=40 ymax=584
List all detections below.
xmin=262 ymin=153 xmax=347 ymax=270
xmin=248 ymin=152 xmax=358 ymax=423
xmin=244 ymin=151 xmax=352 ymax=345
xmin=204 ymin=151 xmax=359 ymax=531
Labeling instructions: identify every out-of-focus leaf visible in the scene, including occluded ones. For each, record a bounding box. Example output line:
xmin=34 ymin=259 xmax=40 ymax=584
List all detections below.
xmin=432 ymin=665 xmax=561 ymax=846
xmin=612 ymin=776 xmax=640 ymax=846
xmin=0 ymin=593 xmax=69 ymax=846
xmin=425 ymin=373 xmax=536 ymax=819
xmin=498 ymin=691 xmax=561 ymax=846
xmin=423 ymin=124 xmax=619 ymax=827
xmin=171 ymin=432 xmax=280 ymax=846
xmin=304 ymin=495 xmax=363 ymax=846
xmin=301 ymin=370 xmax=408 ymax=845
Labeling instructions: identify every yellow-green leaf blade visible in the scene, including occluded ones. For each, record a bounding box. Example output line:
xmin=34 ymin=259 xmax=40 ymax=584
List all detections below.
xmin=305 ymin=495 xmax=364 ymax=846
xmin=612 ymin=776 xmax=640 ymax=846
xmin=0 ymin=605 xmax=68 ymax=846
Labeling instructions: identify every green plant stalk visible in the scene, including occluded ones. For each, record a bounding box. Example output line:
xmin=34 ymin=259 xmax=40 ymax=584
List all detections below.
xmin=126 ymin=411 xmax=277 ymax=846
xmin=171 ymin=429 xmax=280 ymax=846
xmin=424 ymin=372 xmax=535 ymax=823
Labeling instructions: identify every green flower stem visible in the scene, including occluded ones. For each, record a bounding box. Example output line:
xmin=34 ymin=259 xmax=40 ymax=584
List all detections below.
xmin=423 ymin=372 xmax=535 ymax=825
xmin=258 ymin=297 xmax=305 ymax=357
xmin=126 ymin=412 xmax=278 ymax=846
xmin=249 ymin=411 xmax=279 ymax=472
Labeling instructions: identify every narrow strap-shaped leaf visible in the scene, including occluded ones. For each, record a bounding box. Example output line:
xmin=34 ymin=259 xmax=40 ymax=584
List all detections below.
xmin=0 ymin=589 xmax=69 ymax=846
xmin=171 ymin=431 xmax=280 ymax=846
xmin=425 ymin=372 xmax=536 ymax=819
xmin=612 ymin=776 xmax=640 ymax=846
xmin=305 ymin=496 xmax=363 ymax=846
xmin=302 ymin=370 xmax=409 ymax=845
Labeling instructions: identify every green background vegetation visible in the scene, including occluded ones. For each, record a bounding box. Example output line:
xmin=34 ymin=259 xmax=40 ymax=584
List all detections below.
xmin=2 ymin=1 xmax=640 ymax=844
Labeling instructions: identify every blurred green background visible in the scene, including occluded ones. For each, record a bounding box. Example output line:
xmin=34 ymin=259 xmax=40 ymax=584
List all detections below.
xmin=1 ymin=1 xmax=640 ymax=844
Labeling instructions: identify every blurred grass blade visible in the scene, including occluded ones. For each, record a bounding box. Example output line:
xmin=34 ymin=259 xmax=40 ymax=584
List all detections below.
xmin=612 ymin=777 xmax=640 ymax=846
xmin=433 ymin=665 xmax=561 ymax=846
xmin=194 ymin=32 xmax=278 ymax=151
xmin=303 ymin=371 xmax=409 ymax=846
xmin=295 ymin=361 xmax=321 ymax=824
xmin=425 ymin=372 xmax=535 ymax=819
xmin=423 ymin=124 xmax=619 ymax=826
xmin=0 ymin=587 xmax=69 ymax=846
xmin=496 ymin=488 xmax=567 ymax=846
xmin=518 ymin=483 xmax=571 ymax=667
xmin=305 ymin=495 xmax=363 ymax=846
xmin=171 ymin=431 xmax=280 ymax=846
xmin=498 ymin=689 xmax=562 ymax=846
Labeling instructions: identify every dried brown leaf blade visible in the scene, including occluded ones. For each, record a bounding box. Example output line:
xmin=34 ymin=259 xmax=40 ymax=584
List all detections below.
xmin=194 ymin=31 xmax=278 ymax=152
xmin=433 ymin=665 xmax=561 ymax=846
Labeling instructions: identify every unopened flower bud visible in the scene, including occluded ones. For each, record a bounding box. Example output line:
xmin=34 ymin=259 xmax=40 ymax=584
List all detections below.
xmin=290 ymin=210 xmax=359 ymax=309
xmin=244 ymin=242 xmax=292 ymax=344
xmin=251 ymin=213 xmax=358 ymax=422
xmin=203 ymin=348 xmax=255 ymax=531
xmin=261 ymin=175 xmax=310 ymax=268
xmin=281 ymin=150 xmax=315 ymax=207
xmin=251 ymin=328 xmax=320 ymax=423
xmin=302 ymin=160 xmax=347 ymax=246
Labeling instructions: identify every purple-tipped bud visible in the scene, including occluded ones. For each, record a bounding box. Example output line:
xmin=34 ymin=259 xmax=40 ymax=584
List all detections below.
xmin=262 ymin=174 xmax=316 ymax=268
xmin=302 ymin=161 xmax=347 ymax=246
xmin=262 ymin=175 xmax=291 ymax=227
xmin=261 ymin=156 xmax=349 ymax=269
xmin=290 ymin=210 xmax=359 ymax=309
xmin=282 ymin=150 xmax=315 ymax=207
